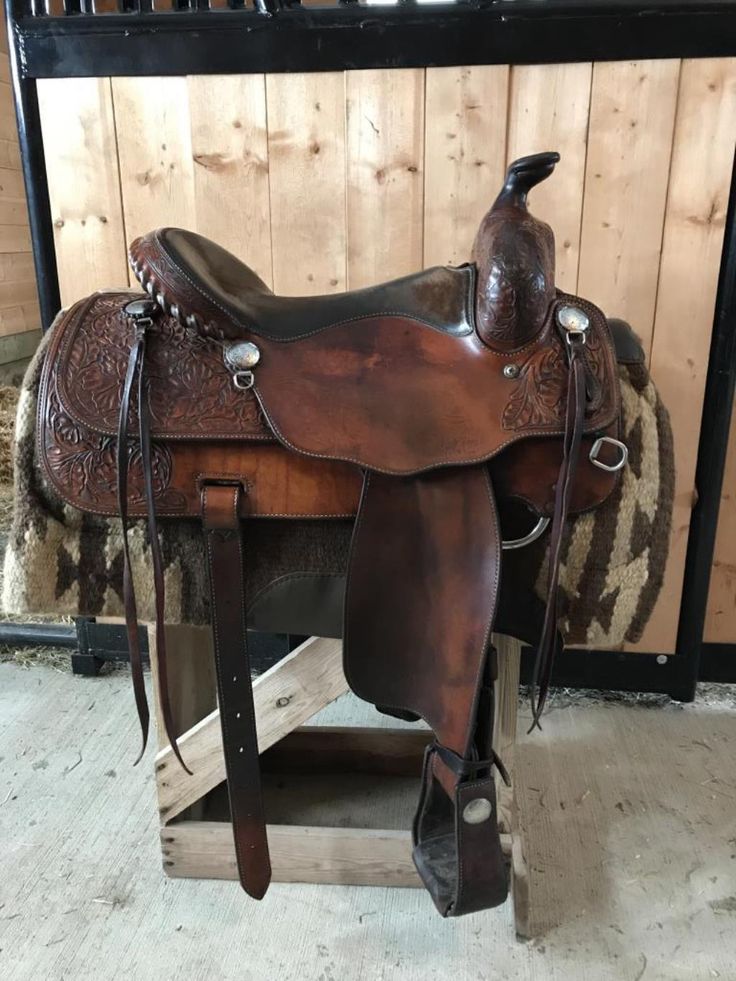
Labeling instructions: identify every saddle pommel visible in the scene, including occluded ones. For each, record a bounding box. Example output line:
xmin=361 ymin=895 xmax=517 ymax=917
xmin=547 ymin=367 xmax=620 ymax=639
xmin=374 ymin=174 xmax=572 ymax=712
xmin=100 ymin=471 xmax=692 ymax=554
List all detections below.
xmin=472 ymin=151 xmax=560 ymax=351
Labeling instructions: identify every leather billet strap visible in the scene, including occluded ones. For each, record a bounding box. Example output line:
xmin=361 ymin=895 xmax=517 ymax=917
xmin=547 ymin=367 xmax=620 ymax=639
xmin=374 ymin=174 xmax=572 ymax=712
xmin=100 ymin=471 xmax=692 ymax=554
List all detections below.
xmin=201 ymin=482 xmax=271 ymax=900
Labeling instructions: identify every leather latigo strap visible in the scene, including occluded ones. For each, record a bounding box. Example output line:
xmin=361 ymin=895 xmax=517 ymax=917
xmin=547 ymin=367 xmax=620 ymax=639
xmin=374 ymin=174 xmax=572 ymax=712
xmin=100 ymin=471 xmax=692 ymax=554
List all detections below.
xmin=344 ymin=467 xmax=508 ymax=915
xmin=529 ymin=334 xmax=588 ymax=728
xmin=202 ymin=482 xmax=271 ymax=899
xmin=117 ymin=311 xmax=149 ymax=761
xmin=117 ymin=301 xmax=189 ymax=773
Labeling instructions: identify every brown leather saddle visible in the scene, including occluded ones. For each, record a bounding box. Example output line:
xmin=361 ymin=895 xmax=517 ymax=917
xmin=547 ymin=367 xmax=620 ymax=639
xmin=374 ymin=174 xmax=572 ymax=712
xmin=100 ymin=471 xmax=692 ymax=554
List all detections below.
xmin=38 ymin=152 xmax=628 ymax=916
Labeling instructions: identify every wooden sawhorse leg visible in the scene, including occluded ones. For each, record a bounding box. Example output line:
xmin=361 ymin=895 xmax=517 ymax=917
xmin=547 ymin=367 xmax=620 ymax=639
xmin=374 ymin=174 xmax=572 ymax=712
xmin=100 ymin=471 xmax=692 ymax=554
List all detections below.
xmin=149 ymin=627 xmax=530 ymax=934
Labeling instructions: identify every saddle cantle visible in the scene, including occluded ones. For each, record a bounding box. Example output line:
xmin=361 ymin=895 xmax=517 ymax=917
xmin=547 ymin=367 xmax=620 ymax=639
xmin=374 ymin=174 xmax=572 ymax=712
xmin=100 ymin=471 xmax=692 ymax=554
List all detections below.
xmin=38 ymin=152 xmax=629 ymax=917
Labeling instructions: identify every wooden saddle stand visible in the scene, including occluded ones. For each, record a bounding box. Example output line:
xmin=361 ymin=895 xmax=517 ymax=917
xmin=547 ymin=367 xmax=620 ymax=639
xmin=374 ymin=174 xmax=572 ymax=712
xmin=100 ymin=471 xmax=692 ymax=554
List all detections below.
xmin=38 ymin=152 xmax=631 ymax=924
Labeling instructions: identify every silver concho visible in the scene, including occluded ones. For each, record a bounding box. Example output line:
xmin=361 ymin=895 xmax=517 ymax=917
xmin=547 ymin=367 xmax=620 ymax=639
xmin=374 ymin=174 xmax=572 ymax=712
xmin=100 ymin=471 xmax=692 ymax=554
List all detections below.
xmin=462 ymin=797 xmax=493 ymax=825
xmin=556 ymin=304 xmax=590 ymax=334
xmin=124 ymin=298 xmax=158 ymax=320
xmin=224 ymin=341 xmax=261 ymax=372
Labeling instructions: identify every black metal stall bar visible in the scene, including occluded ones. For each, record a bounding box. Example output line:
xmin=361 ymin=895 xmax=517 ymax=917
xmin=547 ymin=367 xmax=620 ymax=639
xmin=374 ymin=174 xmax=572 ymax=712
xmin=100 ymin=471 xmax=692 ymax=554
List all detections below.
xmin=3 ymin=0 xmax=736 ymax=696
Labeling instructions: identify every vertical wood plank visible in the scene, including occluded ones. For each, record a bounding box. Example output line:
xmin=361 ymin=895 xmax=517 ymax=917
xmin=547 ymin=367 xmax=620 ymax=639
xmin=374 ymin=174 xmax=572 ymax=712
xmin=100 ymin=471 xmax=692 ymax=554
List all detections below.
xmin=37 ymin=78 xmax=128 ymax=306
xmin=578 ymin=60 xmax=680 ymax=352
xmin=507 ymin=63 xmax=592 ymax=292
xmin=266 ymin=72 xmax=346 ymax=296
xmin=0 ymin=53 xmax=37 ymax=339
xmin=705 ymin=406 xmax=736 ymax=643
xmin=112 ymin=77 xmax=196 ymax=284
xmin=0 ymin=300 xmax=39 ymax=336
xmin=637 ymin=58 xmax=736 ymax=652
xmin=188 ymin=75 xmax=273 ymax=289
xmin=346 ymin=68 xmax=424 ymax=288
xmin=423 ymin=66 xmax=509 ymax=268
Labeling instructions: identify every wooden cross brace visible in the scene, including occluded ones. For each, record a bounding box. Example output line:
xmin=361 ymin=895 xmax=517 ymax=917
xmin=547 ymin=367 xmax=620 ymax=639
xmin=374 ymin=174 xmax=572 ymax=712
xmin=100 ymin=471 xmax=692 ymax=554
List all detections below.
xmin=148 ymin=627 xmax=530 ymax=936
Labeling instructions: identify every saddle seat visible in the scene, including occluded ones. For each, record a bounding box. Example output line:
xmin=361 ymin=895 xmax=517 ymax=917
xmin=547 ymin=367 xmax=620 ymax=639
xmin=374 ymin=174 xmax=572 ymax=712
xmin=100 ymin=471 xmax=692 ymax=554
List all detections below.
xmin=130 ymin=227 xmax=473 ymax=343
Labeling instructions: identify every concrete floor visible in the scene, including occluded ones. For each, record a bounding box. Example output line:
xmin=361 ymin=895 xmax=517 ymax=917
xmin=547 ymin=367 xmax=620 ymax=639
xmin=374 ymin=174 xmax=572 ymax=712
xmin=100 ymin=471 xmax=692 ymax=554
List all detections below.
xmin=0 ymin=659 xmax=734 ymax=981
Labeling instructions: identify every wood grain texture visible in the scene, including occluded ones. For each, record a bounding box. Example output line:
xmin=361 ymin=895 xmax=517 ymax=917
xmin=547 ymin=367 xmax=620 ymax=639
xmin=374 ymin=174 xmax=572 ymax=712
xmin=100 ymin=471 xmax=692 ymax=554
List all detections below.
xmin=0 ymin=166 xmax=25 ymax=201
xmin=0 ymin=138 xmax=20 ymax=171
xmin=266 ymin=72 xmax=346 ymax=295
xmin=38 ymin=78 xmax=128 ymax=305
xmin=155 ymin=636 xmax=346 ymax=823
xmin=423 ymin=66 xmax=509 ymax=268
xmin=0 ymin=11 xmax=32 ymax=332
xmin=0 ymin=82 xmax=18 ymax=143
xmin=148 ymin=624 xmax=217 ymax=821
xmin=112 ymin=76 xmax=196 ymax=285
xmin=0 ymin=252 xmax=34 ymax=282
xmin=347 ymin=68 xmax=425 ymax=287
xmin=640 ymin=58 xmax=736 ymax=652
xmin=0 ymin=224 xmax=30 ymax=254
xmin=0 ymin=279 xmax=38 ymax=306
xmin=0 ymin=199 xmax=30 ymax=226
xmin=149 ymin=624 xmax=217 ymax=748
xmin=706 ymin=405 xmax=736 ymax=642
xmin=163 ymin=822 xmax=512 ymax=885
xmin=507 ymin=63 xmax=592 ymax=292
xmin=0 ymin=299 xmax=39 ymax=336
xmin=493 ymin=634 xmax=521 ymax=835
xmin=163 ymin=822 xmax=422 ymax=886
xmin=188 ymin=74 xmax=273 ymax=288
xmin=262 ymin=726 xmax=431 ymax=776
xmin=578 ymin=60 xmax=680 ymax=350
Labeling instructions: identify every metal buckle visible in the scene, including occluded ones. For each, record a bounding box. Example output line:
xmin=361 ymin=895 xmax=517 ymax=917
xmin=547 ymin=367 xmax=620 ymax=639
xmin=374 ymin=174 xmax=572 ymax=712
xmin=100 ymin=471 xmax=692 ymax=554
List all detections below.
xmin=502 ymin=515 xmax=550 ymax=551
xmin=564 ymin=329 xmax=587 ymax=348
xmin=233 ymin=370 xmax=255 ymax=391
xmin=589 ymin=436 xmax=628 ymax=472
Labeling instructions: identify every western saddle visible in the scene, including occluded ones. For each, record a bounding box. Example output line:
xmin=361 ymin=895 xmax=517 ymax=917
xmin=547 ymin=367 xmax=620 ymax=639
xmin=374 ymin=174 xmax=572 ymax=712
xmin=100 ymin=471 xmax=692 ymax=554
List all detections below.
xmin=38 ymin=152 xmax=629 ymax=917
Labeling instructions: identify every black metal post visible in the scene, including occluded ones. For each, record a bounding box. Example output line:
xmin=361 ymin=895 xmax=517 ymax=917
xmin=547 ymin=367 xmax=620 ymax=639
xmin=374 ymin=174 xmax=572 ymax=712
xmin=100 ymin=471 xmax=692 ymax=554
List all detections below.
xmin=5 ymin=0 xmax=60 ymax=330
xmin=672 ymin=147 xmax=736 ymax=698
xmin=0 ymin=621 xmax=78 ymax=648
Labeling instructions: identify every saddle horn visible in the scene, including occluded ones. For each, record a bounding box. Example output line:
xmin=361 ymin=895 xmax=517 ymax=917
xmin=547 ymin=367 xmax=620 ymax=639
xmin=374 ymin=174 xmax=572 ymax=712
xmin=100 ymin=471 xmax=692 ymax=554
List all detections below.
xmin=472 ymin=151 xmax=560 ymax=350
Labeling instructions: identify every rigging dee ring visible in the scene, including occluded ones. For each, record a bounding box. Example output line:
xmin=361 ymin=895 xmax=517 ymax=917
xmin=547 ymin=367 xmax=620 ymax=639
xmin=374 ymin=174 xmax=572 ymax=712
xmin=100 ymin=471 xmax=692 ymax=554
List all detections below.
xmin=589 ymin=436 xmax=628 ymax=473
xmin=502 ymin=515 xmax=550 ymax=551
xmin=502 ymin=436 xmax=628 ymax=551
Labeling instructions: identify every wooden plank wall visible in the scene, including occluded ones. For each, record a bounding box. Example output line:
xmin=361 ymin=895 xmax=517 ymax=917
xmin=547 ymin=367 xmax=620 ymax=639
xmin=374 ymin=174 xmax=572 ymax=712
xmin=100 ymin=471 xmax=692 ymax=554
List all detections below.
xmin=36 ymin=60 xmax=736 ymax=654
xmin=0 ymin=19 xmax=40 ymax=343
xmin=707 ymin=421 xmax=736 ymax=643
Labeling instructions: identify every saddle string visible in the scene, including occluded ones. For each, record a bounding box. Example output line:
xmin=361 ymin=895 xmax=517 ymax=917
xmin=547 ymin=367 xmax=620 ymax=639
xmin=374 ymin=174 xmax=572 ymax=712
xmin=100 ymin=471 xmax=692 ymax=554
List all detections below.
xmin=117 ymin=322 xmax=149 ymax=765
xmin=432 ymin=741 xmax=511 ymax=788
xmin=118 ymin=313 xmax=191 ymax=773
xmin=137 ymin=335 xmax=192 ymax=775
xmin=528 ymin=340 xmax=587 ymax=732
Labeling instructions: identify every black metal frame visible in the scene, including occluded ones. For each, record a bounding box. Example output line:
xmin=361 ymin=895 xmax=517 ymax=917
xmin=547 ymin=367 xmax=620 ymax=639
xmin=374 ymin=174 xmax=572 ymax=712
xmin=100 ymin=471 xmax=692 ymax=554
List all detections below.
xmin=4 ymin=0 xmax=736 ymax=696
xmin=11 ymin=1 xmax=736 ymax=79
